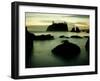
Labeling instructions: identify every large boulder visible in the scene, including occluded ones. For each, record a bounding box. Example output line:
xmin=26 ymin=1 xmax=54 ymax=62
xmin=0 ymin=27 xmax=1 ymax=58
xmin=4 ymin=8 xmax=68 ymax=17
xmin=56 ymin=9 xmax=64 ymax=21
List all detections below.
xmin=47 ymin=22 xmax=68 ymax=31
xmin=52 ymin=40 xmax=80 ymax=58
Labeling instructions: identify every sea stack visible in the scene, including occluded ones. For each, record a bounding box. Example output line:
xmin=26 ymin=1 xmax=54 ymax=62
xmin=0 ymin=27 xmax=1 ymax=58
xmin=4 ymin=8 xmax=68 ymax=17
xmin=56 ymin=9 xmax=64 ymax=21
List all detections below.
xmin=47 ymin=21 xmax=68 ymax=31
xmin=71 ymin=26 xmax=80 ymax=33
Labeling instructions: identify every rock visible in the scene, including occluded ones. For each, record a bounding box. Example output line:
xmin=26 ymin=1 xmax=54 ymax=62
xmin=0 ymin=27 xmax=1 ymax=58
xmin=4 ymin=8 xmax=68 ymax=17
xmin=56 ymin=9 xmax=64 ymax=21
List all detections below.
xmin=59 ymin=35 xmax=69 ymax=38
xmin=26 ymin=27 xmax=35 ymax=49
xmin=71 ymin=26 xmax=81 ymax=33
xmin=35 ymin=34 xmax=54 ymax=40
xmin=47 ymin=22 xmax=68 ymax=31
xmin=52 ymin=40 xmax=80 ymax=58
xmin=84 ymin=36 xmax=89 ymax=38
xmin=86 ymin=30 xmax=89 ymax=33
xmin=76 ymin=27 xmax=81 ymax=32
xmin=85 ymin=38 xmax=89 ymax=52
xmin=59 ymin=35 xmax=66 ymax=38
xmin=25 ymin=27 xmax=35 ymax=68
xmin=71 ymin=35 xmax=82 ymax=38
xmin=71 ymin=27 xmax=76 ymax=32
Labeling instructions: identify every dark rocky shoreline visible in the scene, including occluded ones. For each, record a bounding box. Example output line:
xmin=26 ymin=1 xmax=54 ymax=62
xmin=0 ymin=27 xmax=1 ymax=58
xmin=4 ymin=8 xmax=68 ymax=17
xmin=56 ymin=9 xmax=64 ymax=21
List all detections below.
xmin=25 ymin=27 xmax=89 ymax=68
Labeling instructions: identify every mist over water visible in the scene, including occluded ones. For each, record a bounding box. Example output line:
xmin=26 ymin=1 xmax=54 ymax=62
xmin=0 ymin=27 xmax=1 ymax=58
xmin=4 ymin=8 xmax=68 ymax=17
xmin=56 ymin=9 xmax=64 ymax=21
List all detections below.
xmin=26 ymin=13 xmax=90 ymax=68
xmin=29 ymin=31 xmax=89 ymax=68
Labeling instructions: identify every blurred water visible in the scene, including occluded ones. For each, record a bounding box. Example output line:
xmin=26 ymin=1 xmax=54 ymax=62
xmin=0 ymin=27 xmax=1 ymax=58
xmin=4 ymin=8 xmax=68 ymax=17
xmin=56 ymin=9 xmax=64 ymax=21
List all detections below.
xmin=29 ymin=32 xmax=89 ymax=68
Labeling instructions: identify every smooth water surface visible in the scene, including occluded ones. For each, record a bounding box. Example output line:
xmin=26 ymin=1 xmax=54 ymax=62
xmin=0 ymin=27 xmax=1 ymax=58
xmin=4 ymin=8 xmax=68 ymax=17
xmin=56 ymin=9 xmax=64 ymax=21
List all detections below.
xmin=28 ymin=32 xmax=89 ymax=68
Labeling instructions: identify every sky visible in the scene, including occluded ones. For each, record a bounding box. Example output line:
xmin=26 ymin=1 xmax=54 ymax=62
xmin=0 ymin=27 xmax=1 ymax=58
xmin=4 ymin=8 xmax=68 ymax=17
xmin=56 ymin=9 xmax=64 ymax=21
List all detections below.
xmin=25 ymin=12 xmax=89 ymax=31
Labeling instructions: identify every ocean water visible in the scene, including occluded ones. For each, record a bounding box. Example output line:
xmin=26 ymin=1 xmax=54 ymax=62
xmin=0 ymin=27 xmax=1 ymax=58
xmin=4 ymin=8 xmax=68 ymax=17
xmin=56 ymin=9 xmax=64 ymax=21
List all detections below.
xmin=28 ymin=31 xmax=89 ymax=68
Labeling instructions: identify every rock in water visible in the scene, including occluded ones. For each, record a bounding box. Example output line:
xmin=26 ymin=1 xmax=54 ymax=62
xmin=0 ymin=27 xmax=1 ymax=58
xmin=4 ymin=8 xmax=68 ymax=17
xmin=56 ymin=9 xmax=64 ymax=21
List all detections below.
xmin=85 ymin=38 xmax=89 ymax=53
xmin=25 ymin=27 xmax=35 ymax=68
xmin=71 ymin=35 xmax=82 ymax=38
xmin=52 ymin=40 xmax=80 ymax=58
xmin=47 ymin=22 xmax=68 ymax=31
xmin=71 ymin=27 xmax=76 ymax=32
xmin=71 ymin=26 xmax=80 ymax=33
xmin=76 ymin=27 xmax=80 ymax=33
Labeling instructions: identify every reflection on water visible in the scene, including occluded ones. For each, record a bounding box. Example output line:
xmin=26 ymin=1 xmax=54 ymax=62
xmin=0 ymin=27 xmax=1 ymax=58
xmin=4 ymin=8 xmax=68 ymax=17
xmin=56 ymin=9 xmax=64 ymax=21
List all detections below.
xmin=26 ymin=32 xmax=89 ymax=68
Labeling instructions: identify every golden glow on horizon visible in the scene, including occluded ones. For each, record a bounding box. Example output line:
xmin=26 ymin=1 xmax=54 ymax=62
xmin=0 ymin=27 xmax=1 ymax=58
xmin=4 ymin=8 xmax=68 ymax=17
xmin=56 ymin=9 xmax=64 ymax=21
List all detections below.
xmin=25 ymin=13 xmax=89 ymax=29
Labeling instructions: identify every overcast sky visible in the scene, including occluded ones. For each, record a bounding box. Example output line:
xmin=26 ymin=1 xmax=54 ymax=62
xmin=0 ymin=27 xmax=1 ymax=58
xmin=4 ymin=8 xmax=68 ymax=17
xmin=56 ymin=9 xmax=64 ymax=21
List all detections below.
xmin=25 ymin=12 xmax=89 ymax=31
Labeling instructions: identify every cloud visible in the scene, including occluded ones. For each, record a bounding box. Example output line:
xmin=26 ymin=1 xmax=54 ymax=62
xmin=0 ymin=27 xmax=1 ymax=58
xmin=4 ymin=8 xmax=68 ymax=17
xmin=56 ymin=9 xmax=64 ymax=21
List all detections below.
xmin=69 ymin=15 xmax=89 ymax=18
xmin=75 ymin=22 xmax=89 ymax=25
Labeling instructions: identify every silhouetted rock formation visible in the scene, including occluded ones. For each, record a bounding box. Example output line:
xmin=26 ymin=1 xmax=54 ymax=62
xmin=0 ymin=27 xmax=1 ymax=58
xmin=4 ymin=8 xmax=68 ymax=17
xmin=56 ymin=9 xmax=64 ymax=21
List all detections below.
xmin=35 ymin=34 xmax=54 ymax=40
xmin=52 ymin=40 xmax=80 ymax=58
xmin=71 ymin=27 xmax=76 ymax=32
xmin=71 ymin=35 xmax=82 ymax=38
xmin=25 ymin=27 xmax=35 ymax=68
xmin=71 ymin=26 xmax=80 ymax=33
xmin=76 ymin=27 xmax=80 ymax=32
xmin=84 ymin=36 xmax=89 ymax=38
xmin=59 ymin=35 xmax=66 ymax=38
xmin=85 ymin=38 xmax=89 ymax=53
xmin=59 ymin=35 xmax=69 ymax=38
xmin=86 ymin=30 xmax=89 ymax=33
xmin=26 ymin=29 xmax=54 ymax=41
xmin=47 ymin=22 xmax=68 ymax=31
xmin=81 ymin=29 xmax=89 ymax=33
